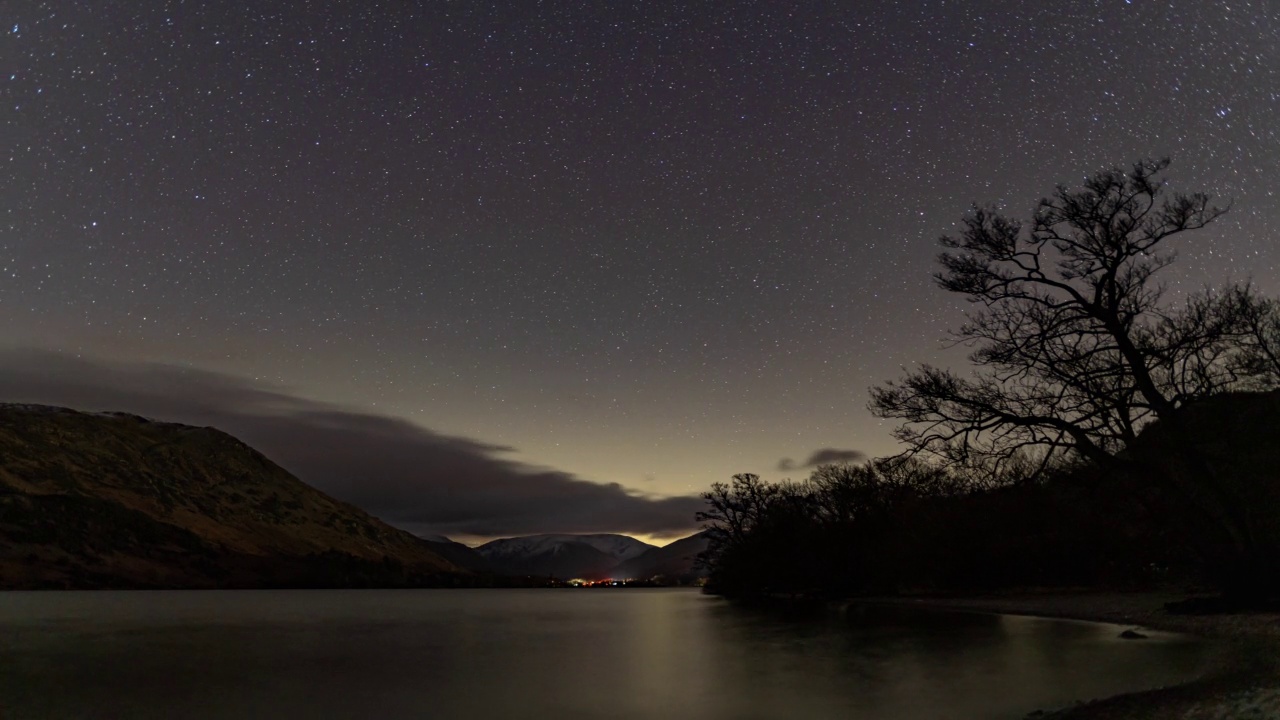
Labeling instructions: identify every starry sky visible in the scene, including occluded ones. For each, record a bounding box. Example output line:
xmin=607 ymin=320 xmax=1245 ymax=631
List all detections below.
xmin=5 ymin=1 xmax=1279 ymax=543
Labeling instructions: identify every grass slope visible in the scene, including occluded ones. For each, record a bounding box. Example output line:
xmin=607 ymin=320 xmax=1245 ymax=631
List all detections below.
xmin=0 ymin=404 xmax=461 ymax=589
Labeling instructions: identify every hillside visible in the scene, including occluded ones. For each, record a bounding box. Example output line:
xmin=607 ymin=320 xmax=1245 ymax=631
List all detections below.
xmin=1125 ymin=390 xmax=1280 ymax=593
xmin=611 ymin=532 xmax=709 ymax=582
xmin=421 ymin=536 xmax=494 ymax=573
xmin=0 ymin=404 xmax=462 ymax=589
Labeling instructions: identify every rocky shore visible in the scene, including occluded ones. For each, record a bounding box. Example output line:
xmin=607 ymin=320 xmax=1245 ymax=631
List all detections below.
xmin=866 ymin=593 xmax=1280 ymax=719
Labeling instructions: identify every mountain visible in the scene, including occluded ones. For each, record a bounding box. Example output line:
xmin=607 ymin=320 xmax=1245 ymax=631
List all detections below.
xmin=610 ymin=532 xmax=710 ymax=582
xmin=479 ymin=533 xmax=655 ymax=562
xmin=0 ymin=404 xmax=462 ymax=589
xmin=420 ymin=536 xmax=493 ymax=573
xmin=477 ymin=533 xmax=656 ymax=579
xmin=482 ymin=541 xmax=619 ymax=579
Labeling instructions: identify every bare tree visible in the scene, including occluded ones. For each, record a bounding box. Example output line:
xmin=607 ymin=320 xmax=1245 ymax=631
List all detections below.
xmin=1232 ymin=288 xmax=1280 ymax=386
xmin=695 ymin=474 xmax=779 ymax=565
xmin=869 ymin=159 xmax=1280 ymax=593
xmin=872 ymin=159 xmax=1236 ymax=467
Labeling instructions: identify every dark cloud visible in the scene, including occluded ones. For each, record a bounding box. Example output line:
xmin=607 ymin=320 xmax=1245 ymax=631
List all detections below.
xmin=777 ymin=448 xmax=866 ymax=472
xmin=0 ymin=349 xmax=703 ymax=539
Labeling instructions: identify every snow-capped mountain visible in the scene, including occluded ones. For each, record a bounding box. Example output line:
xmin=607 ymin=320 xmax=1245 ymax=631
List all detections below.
xmin=476 ymin=534 xmax=658 ymax=579
xmin=478 ymin=534 xmax=655 ymax=563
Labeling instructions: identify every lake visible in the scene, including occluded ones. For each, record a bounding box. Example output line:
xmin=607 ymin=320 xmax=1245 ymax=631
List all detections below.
xmin=0 ymin=588 xmax=1209 ymax=719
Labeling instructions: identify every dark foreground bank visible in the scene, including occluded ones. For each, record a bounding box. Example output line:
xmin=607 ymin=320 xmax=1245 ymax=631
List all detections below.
xmin=858 ymin=593 xmax=1280 ymax=719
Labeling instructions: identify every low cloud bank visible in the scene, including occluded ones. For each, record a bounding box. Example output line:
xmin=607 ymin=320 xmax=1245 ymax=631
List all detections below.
xmin=0 ymin=349 xmax=703 ymax=539
xmin=777 ymin=448 xmax=866 ymax=472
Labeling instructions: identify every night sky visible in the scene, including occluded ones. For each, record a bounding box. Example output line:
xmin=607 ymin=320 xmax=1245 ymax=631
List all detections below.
xmin=5 ymin=1 xmax=1279 ymax=543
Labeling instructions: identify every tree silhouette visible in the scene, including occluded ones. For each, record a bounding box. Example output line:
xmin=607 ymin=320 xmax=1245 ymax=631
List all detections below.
xmin=870 ymin=159 xmax=1280 ymax=595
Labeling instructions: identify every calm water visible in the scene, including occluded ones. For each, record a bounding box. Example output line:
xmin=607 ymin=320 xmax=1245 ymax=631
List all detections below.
xmin=0 ymin=589 xmax=1209 ymax=719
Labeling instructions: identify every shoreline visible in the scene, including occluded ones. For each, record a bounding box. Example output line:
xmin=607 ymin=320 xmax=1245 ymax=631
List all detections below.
xmin=856 ymin=592 xmax=1280 ymax=719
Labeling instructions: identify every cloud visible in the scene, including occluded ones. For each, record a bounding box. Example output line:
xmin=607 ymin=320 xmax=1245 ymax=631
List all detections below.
xmin=777 ymin=447 xmax=866 ymax=472
xmin=0 ymin=349 xmax=704 ymax=540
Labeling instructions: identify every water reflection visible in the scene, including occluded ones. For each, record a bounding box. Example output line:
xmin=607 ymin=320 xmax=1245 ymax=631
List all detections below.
xmin=0 ymin=589 xmax=1208 ymax=720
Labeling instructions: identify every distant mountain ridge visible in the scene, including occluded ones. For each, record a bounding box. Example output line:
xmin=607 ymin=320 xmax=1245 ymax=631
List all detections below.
xmin=0 ymin=404 xmax=461 ymax=589
xmin=480 ymin=533 xmax=655 ymax=561
xmin=477 ymin=533 xmax=653 ymax=579
xmin=474 ymin=532 xmax=706 ymax=581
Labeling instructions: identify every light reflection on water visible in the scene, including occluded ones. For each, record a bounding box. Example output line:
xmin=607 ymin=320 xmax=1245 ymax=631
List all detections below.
xmin=0 ymin=589 xmax=1209 ymax=720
